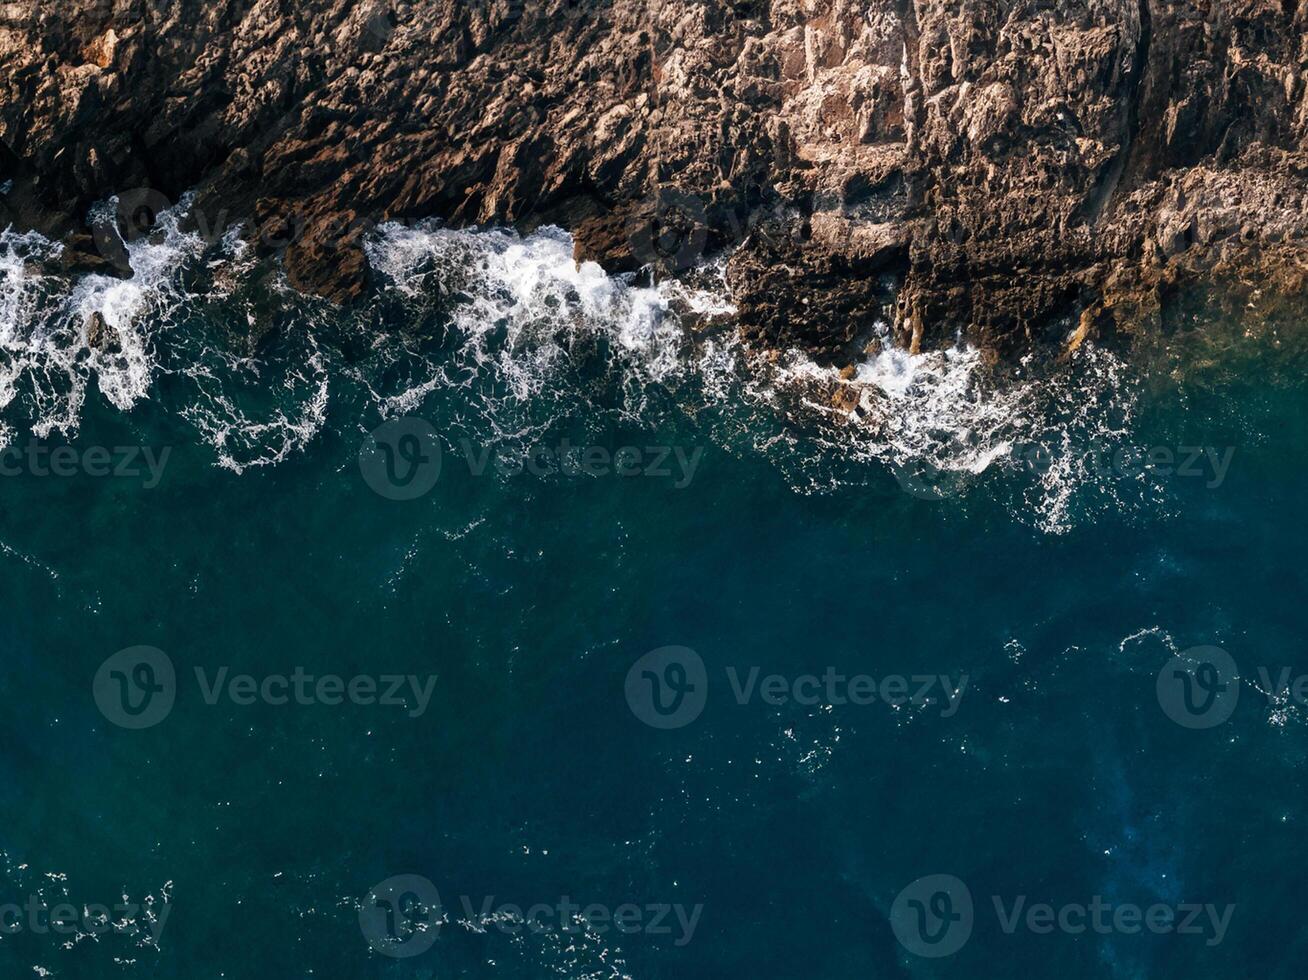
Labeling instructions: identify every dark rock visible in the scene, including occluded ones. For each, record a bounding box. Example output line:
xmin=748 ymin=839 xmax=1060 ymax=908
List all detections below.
xmin=85 ymin=311 xmax=119 ymax=352
xmin=61 ymin=230 xmax=131 ymax=278
xmin=284 ymin=211 xmax=370 ymax=304
xmin=573 ymin=207 xmax=646 ymax=274
xmin=831 ymin=384 xmax=860 ymax=413
xmin=2 ymin=1 xmax=1307 ymax=352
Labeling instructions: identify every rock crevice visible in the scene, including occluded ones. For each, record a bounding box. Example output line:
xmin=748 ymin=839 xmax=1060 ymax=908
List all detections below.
xmin=3 ymin=1 xmax=1307 ymax=356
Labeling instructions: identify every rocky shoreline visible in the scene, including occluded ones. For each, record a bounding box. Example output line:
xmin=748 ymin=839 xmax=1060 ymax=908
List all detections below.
xmin=4 ymin=1 xmax=1308 ymax=361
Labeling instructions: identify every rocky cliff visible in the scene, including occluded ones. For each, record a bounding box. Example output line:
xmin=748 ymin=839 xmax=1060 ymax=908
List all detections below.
xmin=4 ymin=1 xmax=1308 ymax=359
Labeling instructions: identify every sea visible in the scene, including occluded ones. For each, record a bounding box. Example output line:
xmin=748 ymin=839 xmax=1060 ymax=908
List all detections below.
xmin=1 ymin=196 xmax=1306 ymax=978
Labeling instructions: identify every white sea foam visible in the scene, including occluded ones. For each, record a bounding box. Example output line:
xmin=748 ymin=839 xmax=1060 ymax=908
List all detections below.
xmin=363 ymin=221 xmax=711 ymax=448
xmin=179 ymin=342 xmax=331 ymax=473
xmin=685 ymin=316 xmax=1143 ymax=532
xmin=4 ymin=205 xmax=1152 ymax=532
xmin=361 ymin=220 xmax=1152 ymax=531
xmin=1 ymin=196 xmax=336 ymax=470
xmin=366 ymin=221 xmax=686 ymax=381
xmin=0 ymin=196 xmax=202 ymax=438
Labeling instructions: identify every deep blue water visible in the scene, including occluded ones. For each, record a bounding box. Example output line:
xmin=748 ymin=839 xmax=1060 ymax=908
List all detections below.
xmin=2 ymin=213 xmax=1308 ymax=977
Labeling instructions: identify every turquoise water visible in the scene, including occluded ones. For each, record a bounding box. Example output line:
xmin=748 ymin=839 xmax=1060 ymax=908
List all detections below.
xmin=2 ymin=210 xmax=1307 ymax=977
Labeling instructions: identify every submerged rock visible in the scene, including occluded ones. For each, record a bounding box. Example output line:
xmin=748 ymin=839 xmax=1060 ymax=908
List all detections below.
xmin=3 ymin=1 xmax=1308 ymax=354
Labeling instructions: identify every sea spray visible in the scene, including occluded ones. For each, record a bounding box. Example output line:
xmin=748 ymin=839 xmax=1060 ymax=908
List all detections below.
xmin=5 ymin=200 xmax=1157 ymax=532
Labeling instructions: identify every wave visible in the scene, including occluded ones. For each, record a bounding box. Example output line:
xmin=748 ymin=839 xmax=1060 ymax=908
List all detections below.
xmin=361 ymin=220 xmax=732 ymax=442
xmin=685 ymin=329 xmax=1145 ymax=533
xmin=0 ymin=196 xmax=208 ymax=441
xmin=359 ymin=219 xmax=1155 ymax=532
xmin=3 ymin=199 xmax=1170 ymax=531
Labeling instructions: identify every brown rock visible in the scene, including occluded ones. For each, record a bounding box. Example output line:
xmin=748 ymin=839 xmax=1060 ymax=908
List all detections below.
xmin=831 ymin=384 xmax=860 ymax=413
xmin=572 ymin=207 xmax=645 ymax=274
xmin=0 ymin=1 xmax=1304 ymax=346
xmin=60 ymin=231 xmax=131 ymax=278
xmin=284 ymin=212 xmax=370 ymax=304
xmin=83 ymin=29 xmax=119 ymax=70
xmin=85 ymin=311 xmax=120 ymax=352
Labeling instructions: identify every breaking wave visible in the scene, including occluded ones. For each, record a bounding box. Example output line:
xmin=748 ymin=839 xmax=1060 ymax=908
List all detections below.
xmin=3 ymin=198 xmax=1169 ymax=530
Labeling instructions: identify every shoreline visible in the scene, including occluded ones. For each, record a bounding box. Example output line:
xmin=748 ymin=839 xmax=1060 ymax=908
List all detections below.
xmin=4 ymin=2 xmax=1308 ymax=359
